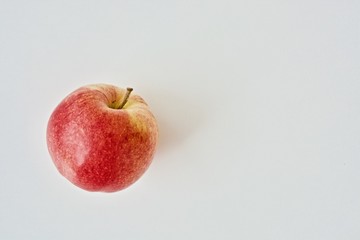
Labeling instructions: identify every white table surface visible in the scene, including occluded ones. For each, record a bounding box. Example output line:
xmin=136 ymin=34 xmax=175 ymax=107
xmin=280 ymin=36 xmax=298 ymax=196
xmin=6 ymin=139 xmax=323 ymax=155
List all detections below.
xmin=1 ymin=1 xmax=359 ymax=239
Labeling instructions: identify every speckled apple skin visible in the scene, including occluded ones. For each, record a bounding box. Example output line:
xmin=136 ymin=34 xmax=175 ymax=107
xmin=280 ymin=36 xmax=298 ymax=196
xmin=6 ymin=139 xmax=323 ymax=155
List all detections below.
xmin=47 ymin=84 xmax=158 ymax=192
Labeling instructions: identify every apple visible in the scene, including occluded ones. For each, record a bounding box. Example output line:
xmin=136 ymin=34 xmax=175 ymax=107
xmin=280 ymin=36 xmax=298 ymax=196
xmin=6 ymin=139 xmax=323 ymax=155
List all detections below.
xmin=46 ymin=84 xmax=158 ymax=192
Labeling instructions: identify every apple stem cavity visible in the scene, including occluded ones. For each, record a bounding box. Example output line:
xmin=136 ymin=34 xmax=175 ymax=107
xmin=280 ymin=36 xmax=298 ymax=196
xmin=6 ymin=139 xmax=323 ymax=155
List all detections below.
xmin=118 ymin=87 xmax=133 ymax=109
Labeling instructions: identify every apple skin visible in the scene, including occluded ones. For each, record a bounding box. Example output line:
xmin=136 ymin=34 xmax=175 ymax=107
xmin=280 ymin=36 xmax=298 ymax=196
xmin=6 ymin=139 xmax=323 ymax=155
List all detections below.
xmin=46 ymin=84 xmax=158 ymax=192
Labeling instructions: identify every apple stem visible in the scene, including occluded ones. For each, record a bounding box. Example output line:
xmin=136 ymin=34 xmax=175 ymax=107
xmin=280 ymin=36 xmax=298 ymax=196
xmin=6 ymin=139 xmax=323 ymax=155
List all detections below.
xmin=118 ymin=87 xmax=133 ymax=109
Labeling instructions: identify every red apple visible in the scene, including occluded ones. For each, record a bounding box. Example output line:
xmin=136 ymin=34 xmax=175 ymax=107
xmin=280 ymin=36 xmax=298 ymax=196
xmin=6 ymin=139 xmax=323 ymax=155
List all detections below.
xmin=46 ymin=84 xmax=158 ymax=192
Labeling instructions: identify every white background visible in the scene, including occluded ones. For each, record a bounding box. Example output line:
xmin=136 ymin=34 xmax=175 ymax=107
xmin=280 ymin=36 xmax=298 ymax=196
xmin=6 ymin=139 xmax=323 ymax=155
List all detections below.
xmin=1 ymin=1 xmax=360 ymax=239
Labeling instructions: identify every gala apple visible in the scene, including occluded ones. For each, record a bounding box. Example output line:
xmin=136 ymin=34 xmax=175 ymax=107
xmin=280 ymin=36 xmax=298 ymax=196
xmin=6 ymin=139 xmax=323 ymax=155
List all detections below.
xmin=46 ymin=84 xmax=158 ymax=192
